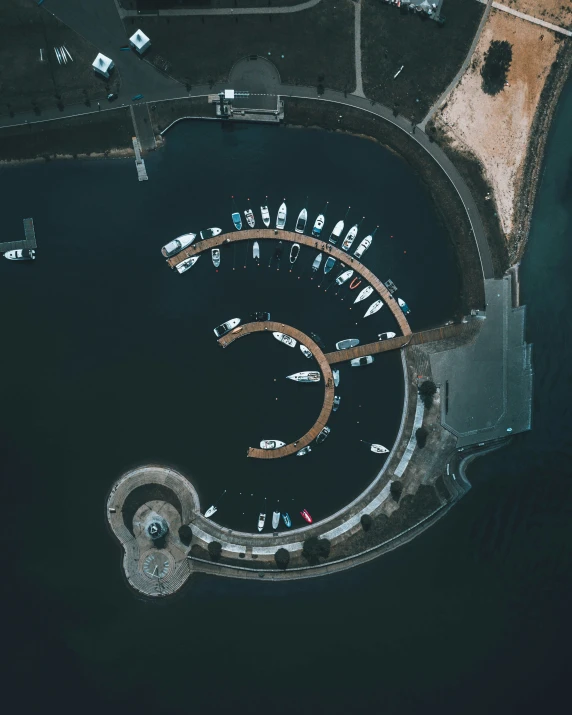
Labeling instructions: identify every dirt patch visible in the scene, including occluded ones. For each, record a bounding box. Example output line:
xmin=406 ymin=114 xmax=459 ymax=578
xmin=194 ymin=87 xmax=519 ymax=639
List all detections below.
xmin=505 ymin=0 xmax=572 ymax=30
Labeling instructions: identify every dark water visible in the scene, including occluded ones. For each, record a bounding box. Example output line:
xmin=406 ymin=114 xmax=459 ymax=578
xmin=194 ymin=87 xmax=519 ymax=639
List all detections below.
xmin=4 ymin=82 xmax=572 ymax=714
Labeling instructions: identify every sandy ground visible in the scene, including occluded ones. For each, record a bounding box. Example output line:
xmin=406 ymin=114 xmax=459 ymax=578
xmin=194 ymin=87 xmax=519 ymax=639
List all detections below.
xmin=505 ymin=0 xmax=572 ymax=30
xmin=437 ymin=9 xmax=559 ymax=237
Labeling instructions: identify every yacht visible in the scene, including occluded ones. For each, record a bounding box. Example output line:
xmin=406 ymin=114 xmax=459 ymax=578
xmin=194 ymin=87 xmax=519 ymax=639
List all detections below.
xmin=295 ymin=208 xmax=307 ymax=234
xmin=211 ymin=248 xmax=220 ymax=267
xmin=341 ymin=224 xmax=359 ymax=251
xmin=300 ymin=509 xmax=313 ymax=524
xmin=371 ymin=444 xmax=389 ymax=454
xmin=260 ymin=440 xmax=286 ymax=449
xmin=214 ymin=317 xmax=241 ymax=338
xmin=232 ymin=212 xmax=242 ymax=230
xmin=398 ymin=297 xmax=411 ymax=314
xmin=333 ymin=369 xmax=340 ymax=387
xmin=328 ymin=220 xmax=344 ymax=245
xmin=378 ymin=332 xmax=396 ymax=341
xmin=296 ymin=446 xmax=311 ymax=457
xmin=364 ymin=299 xmax=383 ymax=318
xmin=336 ymin=338 xmax=359 ymax=350
xmin=161 ymin=232 xmax=195 ymax=257
xmin=351 ymin=355 xmax=374 ymax=367
xmin=4 ymin=249 xmax=35 ymax=261
xmin=282 ymin=513 xmax=292 ymax=527
xmin=176 ymin=256 xmax=200 ymax=274
xmin=354 ymin=286 xmax=373 ymax=304
xmin=333 ymin=395 xmax=341 ymax=412
xmin=200 ymin=227 xmax=222 ymax=240
xmin=336 ymin=269 xmax=354 ymax=286
xmin=276 ymin=201 xmax=287 ymax=229
xmin=315 ymin=426 xmax=330 ymax=444
xmin=290 ymin=243 xmax=300 ymax=264
xmin=261 ymin=202 xmax=271 ymax=227
xmin=354 ymin=234 xmax=372 ymax=258
xmin=287 ymin=371 xmax=320 ymax=383
xmin=253 ymin=241 xmax=260 ymax=260
xmin=300 ymin=344 xmax=312 ymax=359
xmin=273 ymin=331 xmax=297 ymax=348
xmin=244 ymin=208 xmax=255 ymax=228
xmin=312 ymin=253 xmax=323 ymax=272
xmin=257 ymin=512 xmax=266 ymax=532
xmin=312 ymin=213 xmax=325 ymax=237
xmin=272 ymin=510 xmax=280 ymax=530
xmin=324 ymin=256 xmax=336 ymax=274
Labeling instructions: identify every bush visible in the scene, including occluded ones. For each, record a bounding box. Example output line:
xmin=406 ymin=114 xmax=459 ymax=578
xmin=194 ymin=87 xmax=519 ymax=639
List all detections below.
xmin=419 ymin=380 xmax=437 ymax=408
xmin=416 ymin=426 xmax=429 ymax=448
xmin=481 ymin=40 xmax=512 ymax=96
xmin=275 ymin=548 xmax=290 ymax=569
xmin=178 ymin=524 xmax=193 ymax=546
xmin=208 ymin=541 xmax=222 ymax=561
xmin=390 ymin=481 xmax=403 ymax=502
xmin=360 ymin=514 xmax=373 ymax=532
xmin=302 ymin=536 xmax=331 ymax=565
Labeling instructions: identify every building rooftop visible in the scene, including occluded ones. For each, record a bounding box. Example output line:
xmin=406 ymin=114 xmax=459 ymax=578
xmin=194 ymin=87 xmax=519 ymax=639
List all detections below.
xmin=129 ymin=30 xmax=150 ymax=51
xmin=92 ymin=53 xmax=113 ymax=73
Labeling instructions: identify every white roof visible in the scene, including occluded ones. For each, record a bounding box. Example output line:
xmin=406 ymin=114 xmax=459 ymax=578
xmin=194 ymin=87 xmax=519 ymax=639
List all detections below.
xmin=92 ymin=53 xmax=113 ymax=72
xmin=130 ymin=30 xmax=150 ymax=49
xmin=224 ymin=89 xmax=235 ymax=100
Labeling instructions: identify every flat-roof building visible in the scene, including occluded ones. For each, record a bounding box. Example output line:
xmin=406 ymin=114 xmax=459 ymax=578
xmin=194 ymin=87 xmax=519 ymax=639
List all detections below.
xmin=92 ymin=53 xmax=114 ymax=78
xmin=129 ymin=30 xmax=151 ymax=55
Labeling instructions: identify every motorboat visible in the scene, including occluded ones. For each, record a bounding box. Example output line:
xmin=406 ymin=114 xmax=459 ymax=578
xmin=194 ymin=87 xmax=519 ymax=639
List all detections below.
xmin=260 ymin=440 xmax=286 ymax=449
xmin=211 ymin=248 xmax=220 ymax=268
xmin=336 ymin=269 xmax=354 ymax=286
xmin=333 ymin=369 xmax=340 ymax=387
xmin=341 ymin=224 xmax=359 ymax=251
xmin=312 ymin=213 xmax=325 ymax=237
xmin=349 ymin=278 xmax=362 ymax=290
xmin=282 ymin=513 xmax=292 ymax=527
xmin=214 ymin=317 xmax=241 ymax=338
xmin=176 ymin=256 xmax=200 ymax=274
xmin=200 ymin=227 xmax=222 ymax=240
xmin=204 ymin=505 xmax=217 ymax=518
xmin=4 ymin=249 xmax=35 ymax=261
xmin=161 ymin=232 xmax=195 ymax=257
xmin=287 ymin=371 xmax=320 ymax=383
xmin=296 ymin=446 xmax=311 ymax=457
xmin=379 ymin=332 xmax=397 ymax=341
xmin=315 ymin=426 xmax=330 ymax=444
xmin=273 ymin=331 xmax=297 ymax=348
xmin=244 ymin=208 xmax=255 ymax=228
xmin=300 ymin=509 xmax=313 ymax=524
xmin=257 ymin=512 xmax=266 ymax=532
xmin=351 ymin=355 xmax=374 ymax=367
xmin=371 ymin=444 xmax=389 ymax=454
xmin=290 ymin=243 xmax=300 ymax=264
xmin=261 ymin=203 xmax=270 ymax=227
xmin=328 ymin=220 xmax=344 ymax=245
xmin=364 ymin=299 xmax=383 ymax=318
xmin=253 ymin=241 xmax=260 ymax=260
xmin=251 ymin=311 xmax=271 ymax=321
xmin=312 ymin=253 xmax=323 ymax=272
xmin=398 ymin=297 xmax=411 ymax=314
xmin=354 ymin=234 xmax=372 ymax=258
xmin=324 ymin=256 xmax=336 ymax=274
xmin=276 ymin=201 xmax=287 ymax=229
xmin=354 ymin=286 xmax=373 ymax=304
xmin=295 ymin=208 xmax=307 ymax=234
xmin=272 ymin=510 xmax=280 ymax=530
xmin=336 ymin=338 xmax=359 ymax=350
xmin=333 ymin=395 xmax=341 ymax=412
xmin=300 ymin=344 xmax=312 ymax=359
xmin=232 ymin=212 xmax=242 ymax=230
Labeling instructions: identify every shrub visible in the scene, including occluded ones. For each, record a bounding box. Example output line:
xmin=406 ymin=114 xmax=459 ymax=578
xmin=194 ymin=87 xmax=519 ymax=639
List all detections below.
xmin=390 ymin=481 xmax=403 ymax=502
xmin=302 ymin=537 xmax=331 ymax=565
xmin=178 ymin=525 xmax=193 ymax=546
xmin=481 ymin=40 xmax=513 ymax=96
xmin=275 ymin=548 xmax=290 ymax=569
xmin=360 ymin=514 xmax=373 ymax=532
xmin=419 ymin=380 xmax=437 ymax=408
xmin=208 ymin=541 xmax=222 ymax=561
xmin=416 ymin=426 xmax=429 ymax=448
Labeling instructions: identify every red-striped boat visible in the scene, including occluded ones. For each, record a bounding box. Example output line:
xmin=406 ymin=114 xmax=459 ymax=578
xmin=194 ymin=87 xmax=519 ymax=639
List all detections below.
xmin=300 ymin=509 xmax=313 ymax=524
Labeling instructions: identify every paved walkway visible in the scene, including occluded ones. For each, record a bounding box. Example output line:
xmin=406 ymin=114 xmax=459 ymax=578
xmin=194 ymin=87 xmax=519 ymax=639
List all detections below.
xmin=116 ymin=0 xmax=322 ymax=17
xmin=476 ymin=0 xmax=572 ymax=37
xmin=353 ymin=1 xmax=365 ymax=98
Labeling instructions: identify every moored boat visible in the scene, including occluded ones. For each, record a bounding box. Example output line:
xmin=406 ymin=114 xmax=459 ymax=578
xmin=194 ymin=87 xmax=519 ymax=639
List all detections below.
xmin=351 ymin=355 xmax=374 ymax=367
xmin=349 ymin=277 xmax=362 ymax=290
xmin=300 ymin=508 xmax=313 ymax=524
xmin=364 ymin=299 xmax=383 ymax=318
xmin=328 ymin=220 xmax=344 ymax=245
xmin=300 ymin=344 xmax=312 ymax=359
xmin=336 ymin=269 xmax=354 ymax=286
xmin=4 ymin=248 xmax=35 ymax=261
xmin=290 ymin=243 xmax=300 ymax=264
xmin=333 ymin=369 xmax=340 ymax=387
xmin=211 ymin=248 xmax=220 ymax=267
xmin=273 ymin=331 xmax=297 ymax=348
xmin=341 ymin=223 xmax=359 ymax=251
xmin=253 ymin=241 xmax=260 ymax=260
xmin=232 ymin=212 xmax=242 ymax=230
xmin=295 ymin=208 xmax=307 ymax=234
xmin=287 ymin=371 xmax=320 ymax=383
xmin=257 ymin=512 xmax=266 ymax=532
xmin=336 ymin=338 xmax=359 ymax=350
xmin=200 ymin=227 xmax=222 ymax=240
xmin=354 ymin=286 xmax=373 ymax=304
xmin=161 ymin=232 xmax=195 ymax=257
xmin=398 ymin=297 xmax=411 ymax=314
xmin=260 ymin=440 xmax=286 ymax=449
xmin=354 ymin=227 xmax=377 ymax=258
xmin=204 ymin=505 xmax=217 ymax=518
xmin=272 ymin=510 xmax=280 ymax=529
xmin=324 ymin=256 xmax=336 ymax=274
xmin=333 ymin=395 xmax=341 ymax=412
xmin=312 ymin=213 xmax=325 ymax=237
xmin=261 ymin=202 xmax=271 ymax=227
xmin=244 ymin=208 xmax=255 ymax=228
xmin=378 ymin=332 xmax=396 ymax=341
xmin=312 ymin=253 xmax=323 ymax=272
xmin=276 ymin=201 xmax=287 ymax=229
xmin=214 ymin=317 xmax=241 ymax=338
xmin=282 ymin=513 xmax=292 ymax=527
xmin=371 ymin=444 xmax=389 ymax=454
xmin=176 ymin=255 xmax=200 ymax=274
xmin=315 ymin=426 xmax=330 ymax=444
xmin=296 ymin=446 xmax=311 ymax=457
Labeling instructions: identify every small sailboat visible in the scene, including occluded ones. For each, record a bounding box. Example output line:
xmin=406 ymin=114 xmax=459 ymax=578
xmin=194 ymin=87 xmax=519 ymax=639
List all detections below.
xmin=324 ymin=256 xmax=336 ymax=274
xmin=336 ymin=269 xmax=353 ymax=286
xmin=296 ymin=446 xmax=311 ymax=457
xmin=273 ymin=332 xmax=297 ymax=348
xmin=349 ymin=278 xmax=362 ymax=290
xmin=378 ymin=332 xmax=396 ymax=341
xmin=162 ymin=232 xmax=196 ymax=257
xmin=333 ymin=395 xmax=341 ymax=412
xmin=260 ymin=440 xmax=286 ymax=449
xmin=361 ymin=440 xmax=389 ymax=454
xmin=261 ymin=199 xmax=271 ymax=227
xmin=211 ymin=248 xmax=220 ymax=267
xmin=398 ymin=297 xmax=411 ymax=315
xmin=333 ymin=369 xmax=340 ymax=387
xmin=244 ymin=207 xmax=255 ymax=228
xmin=272 ymin=510 xmax=280 ymax=530
xmin=312 ymin=253 xmax=323 ymax=272
xmin=354 ymin=286 xmax=373 ymax=303
xmin=290 ymin=243 xmax=300 ymax=264
xmin=336 ymin=338 xmax=359 ymax=350
xmin=231 ymin=196 xmax=242 ymax=230
xmin=282 ymin=513 xmax=292 ymax=527
xmin=315 ymin=426 xmax=330 ymax=444
xmin=300 ymin=344 xmax=312 ymax=359
xmin=295 ymin=207 xmax=308 ymax=234
xmin=328 ymin=220 xmax=344 ymax=245
xmin=312 ymin=201 xmax=328 ymax=237
xmin=4 ymin=248 xmax=35 ymax=261
xmin=200 ymin=227 xmax=222 ymax=240
xmin=276 ymin=201 xmax=287 ymax=229
xmin=364 ymin=299 xmax=383 ymax=318
xmin=351 ymin=355 xmax=374 ymax=367
xmin=342 ymin=219 xmax=363 ymax=251
xmin=176 ymin=255 xmax=199 ymax=274
xmin=253 ymin=241 xmax=260 ymax=261
xmin=354 ymin=227 xmax=377 ymax=258
xmin=204 ymin=490 xmax=226 ymax=519
xmin=257 ymin=512 xmax=266 ymax=532
xmin=300 ymin=509 xmax=313 ymax=524
xmin=287 ymin=371 xmax=320 ymax=383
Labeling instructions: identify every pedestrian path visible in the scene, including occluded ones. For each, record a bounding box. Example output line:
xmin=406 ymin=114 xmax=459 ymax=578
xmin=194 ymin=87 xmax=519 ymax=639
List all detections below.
xmin=476 ymin=0 xmax=572 ymax=37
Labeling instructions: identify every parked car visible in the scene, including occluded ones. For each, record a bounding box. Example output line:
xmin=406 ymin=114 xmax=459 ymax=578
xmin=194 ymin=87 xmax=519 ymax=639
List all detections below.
xmin=107 ymin=93 xmax=118 ymax=102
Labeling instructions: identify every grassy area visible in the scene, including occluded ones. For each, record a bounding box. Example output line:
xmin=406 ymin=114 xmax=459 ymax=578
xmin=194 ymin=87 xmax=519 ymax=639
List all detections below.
xmin=0 ymin=0 xmax=120 ymax=118
xmin=362 ymin=0 xmax=484 ymax=123
xmin=150 ymin=96 xmax=216 ymax=133
xmin=0 ymin=109 xmax=133 ymax=163
xmin=125 ymin=0 xmax=355 ymax=92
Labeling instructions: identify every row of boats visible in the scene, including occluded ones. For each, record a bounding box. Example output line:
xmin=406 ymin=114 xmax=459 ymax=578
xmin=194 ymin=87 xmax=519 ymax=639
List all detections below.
xmin=203 ymin=490 xmax=312 ymax=531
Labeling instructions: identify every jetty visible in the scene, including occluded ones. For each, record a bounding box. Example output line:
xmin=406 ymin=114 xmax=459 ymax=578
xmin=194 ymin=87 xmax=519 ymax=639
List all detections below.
xmin=0 ymin=217 xmax=36 ymax=253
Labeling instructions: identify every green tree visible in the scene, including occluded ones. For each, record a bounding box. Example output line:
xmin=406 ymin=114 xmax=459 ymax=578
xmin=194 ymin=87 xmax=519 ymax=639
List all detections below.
xmin=481 ymin=40 xmax=513 ymax=96
xmin=208 ymin=541 xmax=222 ymax=561
xmin=419 ymin=380 xmax=437 ymax=408
xmin=360 ymin=514 xmax=373 ymax=532
xmin=178 ymin=524 xmax=193 ymax=546
xmin=302 ymin=536 xmax=331 ymax=565
xmin=390 ymin=481 xmax=403 ymax=502
xmin=416 ymin=426 xmax=429 ymax=448
xmin=275 ymin=548 xmax=290 ymax=569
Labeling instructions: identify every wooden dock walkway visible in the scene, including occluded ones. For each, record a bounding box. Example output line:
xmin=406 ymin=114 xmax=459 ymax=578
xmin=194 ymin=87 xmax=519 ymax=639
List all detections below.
xmin=218 ymin=321 xmax=335 ymax=459
xmin=168 ymin=229 xmax=412 ymax=337
xmin=0 ymin=217 xmax=37 ymax=253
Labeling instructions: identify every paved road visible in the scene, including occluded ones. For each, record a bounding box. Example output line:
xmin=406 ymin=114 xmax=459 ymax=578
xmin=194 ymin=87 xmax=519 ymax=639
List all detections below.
xmin=116 ymin=0 xmax=322 ymax=17
xmin=352 ymin=1 xmax=365 ymax=98
xmin=476 ymin=0 xmax=572 ymax=37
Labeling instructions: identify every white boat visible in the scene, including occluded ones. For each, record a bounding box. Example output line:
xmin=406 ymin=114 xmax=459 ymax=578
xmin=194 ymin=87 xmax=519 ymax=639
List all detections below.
xmin=398 ymin=297 xmax=411 ymax=314
xmin=257 ymin=512 xmax=266 ymax=532
xmin=161 ymin=232 xmax=195 ymax=257
xmin=200 ymin=227 xmax=222 ymax=240
xmin=354 ymin=286 xmax=373 ymax=304
xmin=287 ymin=371 xmax=320 ymax=383
xmin=333 ymin=369 xmax=340 ymax=387
xmin=295 ymin=208 xmax=307 ymax=234
xmin=244 ymin=208 xmax=255 ymax=228
xmin=351 ymin=355 xmax=374 ymax=367
xmin=312 ymin=213 xmax=325 ymax=237
xmin=211 ymin=249 xmax=220 ymax=268
xmin=272 ymin=511 xmax=280 ymax=529
xmin=276 ymin=201 xmax=287 ymax=229
xmin=371 ymin=444 xmax=389 ymax=454
xmin=290 ymin=243 xmax=300 ymax=264
xmin=354 ymin=234 xmax=372 ymax=258
xmin=300 ymin=344 xmax=312 ymax=359
xmin=336 ymin=269 xmax=354 ymax=285
xmin=341 ymin=224 xmax=359 ymax=251
xmin=214 ymin=317 xmax=241 ymax=338
xmin=364 ymin=299 xmax=383 ymax=318
xmin=336 ymin=338 xmax=359 ymax=350
xmin=261 ymin=204 xmax=270 ymax=227
xmin=176 ymin=256 xmax=200 ymax=274
xmin=253 ymin=241 xmax=260 ymax=260
xmin=260 ymin=440 xmax=286 ymax=449
xmin=204 ymin=505 xmax=217 ymax=518
xmin=312 ymin=253 xmax=323 ymax=271
xmin=316 ymin=426 xmax=331 ymax=444
xmin=333 ymin=395 xmax=341 ymax=412
xmin=273 ymin=332 xmax=297 ymax=348
xmin=4 ymin=249 xmax=35 ymax=261
xmin=328 ymin=220 xmax=344 ymax=245
xmin=378 ymin=332 xmax=396 ymax=341
xmin=296 ymin=445 xmax=312 ymax=456
xmin=324 ymin=256 xmax=336 ymax=274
